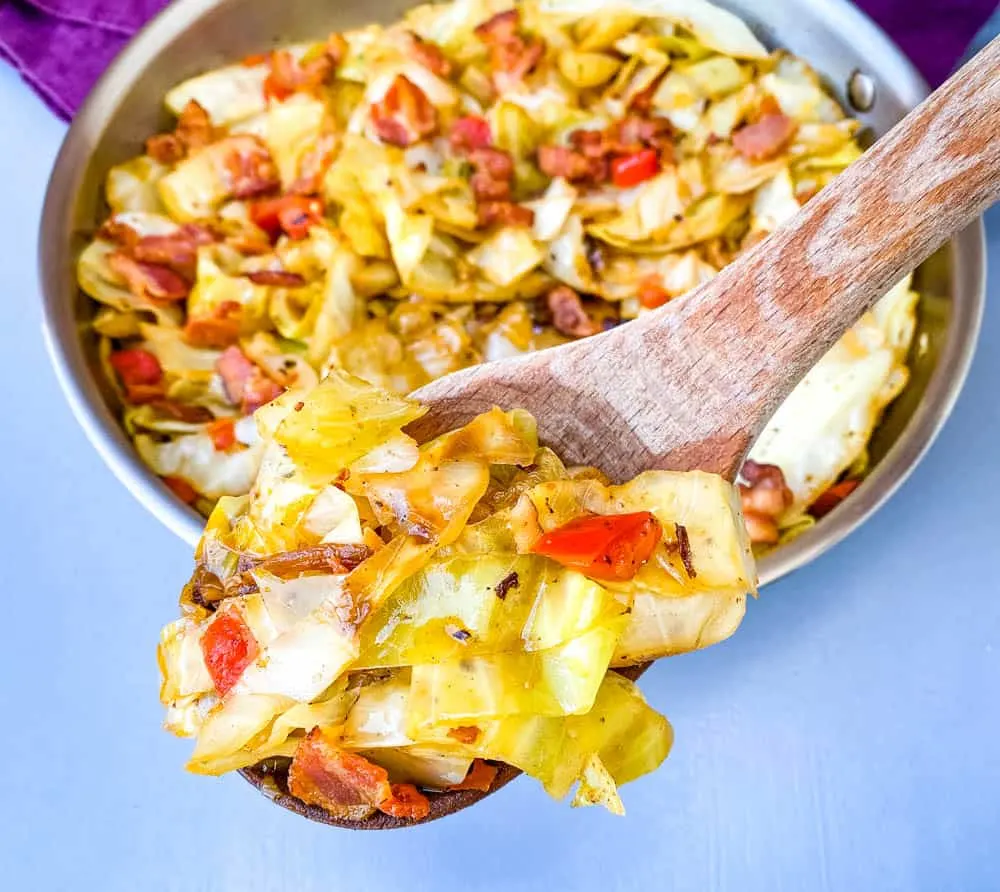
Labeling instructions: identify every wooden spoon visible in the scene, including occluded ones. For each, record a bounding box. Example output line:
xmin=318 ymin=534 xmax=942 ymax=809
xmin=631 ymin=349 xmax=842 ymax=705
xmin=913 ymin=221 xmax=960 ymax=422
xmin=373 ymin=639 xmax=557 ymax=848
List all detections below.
xmin=243 ymin=38 xmax=1000 ymax=829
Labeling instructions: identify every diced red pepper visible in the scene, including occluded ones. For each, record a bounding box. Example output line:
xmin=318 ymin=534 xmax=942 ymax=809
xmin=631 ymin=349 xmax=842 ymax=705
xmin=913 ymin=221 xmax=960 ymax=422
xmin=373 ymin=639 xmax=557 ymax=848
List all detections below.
xmin=200 ymin=609 xmax=259 ymax=696
xmin=207 ymin=417 xmax=237 ymax=451
xmin=637 ymin=278 xmax=671 ymax=310
xmin=162 ymin=475 xmax=198 ymax=505
xmin=448 ymin=759 xmax=499 ymax=792
xmin=110 ymin=348 xmax=163 ymax=387
xmin=531 ymin=511 xmax=663 ymax=581
xmin=450 ymin=115 xmax=492 ymax=153
xmin=610 ymin=148 xmax=660 ymax=188
xmin=249 ymin=195 xmax=325 ymax=242
xmin=809 ymin=479 xmax=861 ymax=519
xmin=183 ymin=301 xmax=244 ymax=349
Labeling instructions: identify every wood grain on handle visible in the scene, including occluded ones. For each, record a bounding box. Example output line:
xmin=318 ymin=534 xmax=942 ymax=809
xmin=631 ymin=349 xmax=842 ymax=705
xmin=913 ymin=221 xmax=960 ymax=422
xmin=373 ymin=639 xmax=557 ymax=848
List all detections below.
xmin=412 ymin=39 xmax=1000 ymax=482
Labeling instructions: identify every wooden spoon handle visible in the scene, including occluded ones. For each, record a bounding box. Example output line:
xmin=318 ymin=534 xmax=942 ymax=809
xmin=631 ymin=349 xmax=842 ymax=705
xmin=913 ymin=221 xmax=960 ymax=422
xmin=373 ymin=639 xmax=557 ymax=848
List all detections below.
xmin=623 ymin=37 xmax=1000 ymax=478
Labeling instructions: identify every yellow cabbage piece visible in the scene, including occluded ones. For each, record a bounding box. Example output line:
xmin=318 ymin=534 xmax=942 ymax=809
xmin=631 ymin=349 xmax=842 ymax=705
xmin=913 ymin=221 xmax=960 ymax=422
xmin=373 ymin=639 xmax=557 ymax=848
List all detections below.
xmin=274 ymin=368 xmax=426 ymax=481
xmin=106 ymin=156 xmax=168 ymax=214
xmin=165 ymin=61 xmax=270 ymax=126
xmin=406 ymin=621 xmax=625 ymax=728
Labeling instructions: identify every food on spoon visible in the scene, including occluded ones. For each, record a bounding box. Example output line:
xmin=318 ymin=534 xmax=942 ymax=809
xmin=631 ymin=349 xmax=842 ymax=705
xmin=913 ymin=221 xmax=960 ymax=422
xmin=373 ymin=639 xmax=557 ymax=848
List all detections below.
xmin=159 ymin=370 xmax=755 ymax=819
xmin=79 ymin=0 xmax=919 ymax=552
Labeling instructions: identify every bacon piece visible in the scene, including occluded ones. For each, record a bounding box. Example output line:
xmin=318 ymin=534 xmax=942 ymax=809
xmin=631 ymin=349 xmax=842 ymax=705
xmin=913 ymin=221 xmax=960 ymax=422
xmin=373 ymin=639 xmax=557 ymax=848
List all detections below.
xmin=408 ymin=32 xmax=452 ymax=78
xmin=145 ymin=133 xmax=186 ymax=165
xmin=288 ymin=729 xmax=391 ymax=821
xmin=546 ymin=285 xmax=597 ymax=338
xmin=613 ymin=115 xmax=674 ymax=157
xmin=380 ymin=784 xmax=431 ymax=820
xmin=225 ymin=231 xmax=275 ymax=256
xmin=732 ymin=112 xmax=797 ymax=161
xmin=97 ymin=218 xmax=141 ymax=250
xmin=175 ymin=100 xmax=216 ymax=152
xmin=264 ymin=48 xmax=336 ymax=102
xmin=739 ymin=460 xmax=793 ymax=543
xmin=243 ymin=269 xmax=308 ymax=287
xmin=370 ymin=75 xmax=438 ymax=147
xmin=468 ymin=146 xmax=515 ymax=201
xmin=537 ymin=144 xmax=606 ymax=184
xmin=216 ymin=135 xmax=280 ymax=200
xmin=131 ymin=224 xmax=216 ymax=279
xmin=183 ymin=301 xmax=243 ymax=349
xmin=448 ymin=759 xmax=498 ymax=792
xmin=477 ymin=200 xmax=534 ymax=228
xmin=216 ymin=345 xmax=284 ymax=414
xmin=449 ymin=115 xmax=492 ymax=154
xmin=474 ymin=9 xmax=544 ymax=93
xmin=107 ymin=251 xmax=190 ymax=302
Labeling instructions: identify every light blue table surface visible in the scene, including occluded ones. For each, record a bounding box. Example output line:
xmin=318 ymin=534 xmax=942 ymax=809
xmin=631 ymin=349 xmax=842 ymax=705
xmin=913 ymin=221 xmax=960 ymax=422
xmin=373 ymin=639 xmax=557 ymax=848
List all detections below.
xmin=1 ymin=59 xmax=998 ymax=892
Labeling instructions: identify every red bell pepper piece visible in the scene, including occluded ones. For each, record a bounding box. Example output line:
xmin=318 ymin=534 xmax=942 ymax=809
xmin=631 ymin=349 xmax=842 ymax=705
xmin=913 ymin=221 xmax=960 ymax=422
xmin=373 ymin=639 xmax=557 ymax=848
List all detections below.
xmin=249 ymin=195 xmax=324 ymax=241
xmin=610 ymin=148 xmax=659 ymax=188
xmin=531 ymin=511 xmax=663 ymax=581
xmin=200 ymin=610 xmax=259 ymax=696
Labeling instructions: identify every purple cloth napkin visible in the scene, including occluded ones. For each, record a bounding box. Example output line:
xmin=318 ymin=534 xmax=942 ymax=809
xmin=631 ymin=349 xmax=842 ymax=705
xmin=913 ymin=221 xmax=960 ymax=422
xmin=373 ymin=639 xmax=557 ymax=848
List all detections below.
xmin=1 ymin=0 xmax=997 ymax=120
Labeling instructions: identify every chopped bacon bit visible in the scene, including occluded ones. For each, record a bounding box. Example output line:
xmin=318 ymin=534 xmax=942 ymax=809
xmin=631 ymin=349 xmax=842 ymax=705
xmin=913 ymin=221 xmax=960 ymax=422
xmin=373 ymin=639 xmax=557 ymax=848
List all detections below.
xmin=145 ymin=133 xmax=185 ymax=165
xmin=809 ymin=479 xmax=861 ymax=519
xmin=243 ymin=269 xmax=308 ymax=287
xmin=743 ymin=511 xmax=779 ymax=545
xmin=537 ymin=144 xmax=606 ymax=184
xmin=449 ymin=115 xmax=492 ymax=153
xmin=448 ymin=759 xmax=499 ymax=793
xmin=477 ymin=200 xmax=534 ymax=228
xmin=638 ymin=277 xmax=671 ymax=310
xmin=107 ymin=251 xmax=191 ymax=302
xmin=468 ymin=146 xmax=515 ymax=201
xmin=131 ymin=226 xmax=215 ymax=279
xmin=289 ymin=131 xmax=339 ymax=195
xmin=547 ymin=285 xmax=598 ymax=338
xmin=264 ymin=48 xmax=336 ymax=103
xmin=175 ymin=100 xmax=216 ymax=152
xmin=163 ymin=475 xmax=198 ymax=504
xmin=628 ymin=74 xmax=667 ymax=114
xmin=757 ymin=94 xmax=783 ymax=120
xmin=447 ymin=725 xmax=481 ymax=744
xmin=474 ymin=9 xmax=544 ymax=93
xmin=225 ymin=231 xmax=275 ymax=256
xmin=379 ymin=784 xmax=431 ymax=820
xmin=370 ymin=74 xmax=438 ymax=147
xmin=289 ymin=730 xmax=429 ymax=821
xmin=109 ymin=348 xmax=163 ymax=387
xmin=183 ymin=301 xmax=243 ymax=348
xmin=207 ymin=417 xmax=238 ymax=451
xmin=732 ymin=112 xmax=797 ymax=161
xmin=674 ymin=523 xmax=696 ymax=578
xmin=408 ymin=32 xmax=452 ymax=77
xmin=610 ymin=148 xmax=660 ymax=188
xmin=739 ymin=460 xmax=793 ymax=543
xmin=216 ymin=345 xmax=284 ymax=414
xmin=216 ymin=135 xmax=280 ymax=200
xmin=201 ymin=609 xmax=259 ymax=696
xmin=249 ymin=195 xmax=325 ymax=241
xmin=242 ymin=52 xmax=269 ymax=67
xmin=474 ymin=9 xmax=520 ymax=42
xmin=495 ymin=570 xmax=519 ymax=600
